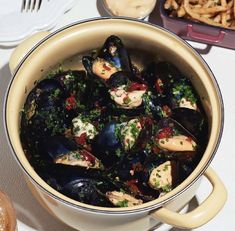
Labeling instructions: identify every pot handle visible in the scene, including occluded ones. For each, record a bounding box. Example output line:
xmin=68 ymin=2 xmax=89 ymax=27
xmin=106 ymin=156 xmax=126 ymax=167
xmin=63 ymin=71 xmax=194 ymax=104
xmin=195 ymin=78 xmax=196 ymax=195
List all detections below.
xmin=9 ymin=31 xmax=50 ymax=74
xmin=187 ymin=24 xmax=226 ymax=43
xmin=151 ymin=167 xmax=227 ymax=229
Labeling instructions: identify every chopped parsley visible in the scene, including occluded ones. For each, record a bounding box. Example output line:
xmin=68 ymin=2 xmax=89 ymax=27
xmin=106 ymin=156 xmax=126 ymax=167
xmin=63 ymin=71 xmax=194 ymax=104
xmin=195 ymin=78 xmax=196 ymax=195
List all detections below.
xmin=172 ymin=83 xmax=197 ymax=105
xmin=162 ymin=184 xmax=171 ymax=193
xmin=116 ymin=199 xmax=129 ymax=207
xmin=115 ymin=148 xmax=122 ymax=157
xmin=72 ymin=151 xmax=81 ymax=160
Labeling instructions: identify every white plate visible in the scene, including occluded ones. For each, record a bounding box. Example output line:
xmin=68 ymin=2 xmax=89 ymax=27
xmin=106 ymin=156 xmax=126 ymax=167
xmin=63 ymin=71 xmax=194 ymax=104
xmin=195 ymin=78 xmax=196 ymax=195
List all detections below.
xmin=0 ymin=0 xmax=77 ymax=46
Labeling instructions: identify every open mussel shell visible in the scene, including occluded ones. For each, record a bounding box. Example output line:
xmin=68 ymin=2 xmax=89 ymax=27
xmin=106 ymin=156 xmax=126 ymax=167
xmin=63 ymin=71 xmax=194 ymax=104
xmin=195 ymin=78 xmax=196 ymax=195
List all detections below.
xmin=38 ymin=136 xmax=103 ymax=169
xmin=141 ymin=154 xmax=180 ymax=195
xmin=82 ymin=56 xmax=104 ymax=82
xmin=58 ymin=171 xmax=130 ymax=207
xmin=39 ymin=163 xmax=109 ymax=206
xmin=154 ymin=118 xmax=198 ymax=161
xmin=82 ymin=35 xmax=133 ymax=82
xmin=98 ymin=35 xmax=132 ymax=72
xmin=21 ymin=78 xmax=79 ymax=140
xmin=142 ymin=62 xmax=200 ymax=111
xmin=142 ymin=61 xmax=181 ymax=93
xmin=171 ymin=107 xmax=208 ymax=143
xmin=24 ymin=78 xmax=66 ymax=110
xmin=53 ymin=70 xmax=87 ymax=92
xmin=132 ymin=117 xmax=154 ymax=151
xmin=106 ymin=71 xmax=130 ymax=88
xmin=92 ymin=121 xmax=124 ymax=166
xmin=59 ymin=177 xmax=113 ymax=206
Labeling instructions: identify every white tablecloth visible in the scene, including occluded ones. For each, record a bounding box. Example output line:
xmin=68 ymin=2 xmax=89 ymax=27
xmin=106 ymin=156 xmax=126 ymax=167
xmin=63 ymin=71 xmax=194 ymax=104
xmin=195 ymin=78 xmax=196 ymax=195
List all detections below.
xmin=0 ymin=0 xmax=234 ymax=230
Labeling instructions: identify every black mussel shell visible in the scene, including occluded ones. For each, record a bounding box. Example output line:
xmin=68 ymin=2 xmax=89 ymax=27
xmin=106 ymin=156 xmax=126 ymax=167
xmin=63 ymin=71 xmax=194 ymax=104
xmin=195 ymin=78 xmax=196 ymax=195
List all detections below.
xmin=171 ymin=108 xmax=208 ymax=143
xmin=38 ymin=136 xmax=77 ymax=161
xmin=108 ymin=150 xmax=149 ymax=182
xmin=59 ymin=175 xmax=125 ymax=207
xmin=98 ymin=35 xmax=132 ymax=72
xmin=133 ymin=117 xmax=154 ymax=151
xmin=154 ymin=118 xmax=198 ymax=161
xmin=92 ymin=121 xmax=123 ymax=166
xmin=21 ymin=104 xmax=70 ymax=140
xmin=142 ymin=93 xmax=167 ymax=120
xmin=106 ymin=71 xmax=130 ymax=88
xmin=26 ymin=78 xmax=66 ymax=109
xmin=142 ymin=61 xmax=181 ymax=94
xmin=38 ymin=136 xmax=103 ymax=169
xmin=107 ymin=151 xmax=162 ymax=202
xmin=106 ymin=71 xmax=146 ymax=89
xmin=82 ymin=35 xmax=133 ymax=83
xmin=82 ymin=56 xmax=104 ymax=83
xmin=167 ymin=78 xmax=199 ymax=110
xmin=21 ymin=78 xmax=75 ymax=139
xmin=60 ymin=177 xmax=112 ymax=206
xmin=53 ymin=70 xmax=87 ymax=93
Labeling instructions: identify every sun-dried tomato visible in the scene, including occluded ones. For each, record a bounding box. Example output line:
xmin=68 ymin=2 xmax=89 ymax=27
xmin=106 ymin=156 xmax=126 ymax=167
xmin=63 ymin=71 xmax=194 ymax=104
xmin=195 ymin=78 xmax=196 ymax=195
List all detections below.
xmin=103 ymin=63 xmax=111 ymax=71
xmin=157 ymin=127 xmax=173 ymax=139
xmin=127 ymin=82 xmax=147 ymax=92
xmin=75 ymin=132 xmax=87 ymax=145
xmin=162 ymin=105 xmax=171 ymax=116
xmin=126 ymin=179 xmax=140 ymax=194
xmin=81 ymin=150 xmax=96 ymax=164
xmin=155 ymin=78 xmax=163 ymax=93
xmin=65 ymin=95 xmax=77 ymax=110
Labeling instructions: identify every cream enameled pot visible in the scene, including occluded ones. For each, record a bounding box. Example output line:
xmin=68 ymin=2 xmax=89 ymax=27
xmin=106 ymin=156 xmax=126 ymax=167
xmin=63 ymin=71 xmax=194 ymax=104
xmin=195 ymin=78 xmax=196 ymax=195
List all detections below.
xmin=4 ymin=18 xmax=227 ymax=231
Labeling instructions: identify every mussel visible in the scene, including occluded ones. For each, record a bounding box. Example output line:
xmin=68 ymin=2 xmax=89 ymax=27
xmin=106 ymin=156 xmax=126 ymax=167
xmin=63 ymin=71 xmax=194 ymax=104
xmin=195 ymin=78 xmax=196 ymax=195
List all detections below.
xmin=171 ymin=107 xmax=208 ymax=143
xmin=39 ymin=136 xmax=103 ymax=169
xmin=142 ymin=61 xmax=182 ymax=95
xmin=83 ymin=35 xmax=132 ymax=81
xmin=92 ymin=121 xmax=123 ymax=166
xmin=21 ymin=79 xmax=72 ymax=141
xmin=153 ymin=118 xmax=198 ymax=160
xmin=60 ymin=177 xmax=113 ymax=206
xmin=142 ymin=62 xmax=201 ymax=114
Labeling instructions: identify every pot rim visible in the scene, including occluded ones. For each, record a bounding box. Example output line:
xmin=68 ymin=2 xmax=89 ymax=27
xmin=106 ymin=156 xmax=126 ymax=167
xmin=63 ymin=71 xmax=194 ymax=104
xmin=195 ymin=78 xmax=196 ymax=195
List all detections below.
xmin=4 ymin=17 xmax=224 ymax=215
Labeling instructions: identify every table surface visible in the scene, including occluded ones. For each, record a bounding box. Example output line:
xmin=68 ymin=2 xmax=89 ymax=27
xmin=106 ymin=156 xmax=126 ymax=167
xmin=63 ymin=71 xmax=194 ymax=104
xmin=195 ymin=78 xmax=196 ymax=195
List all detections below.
xmin=0 ymin=0 xmax=234 ymax=230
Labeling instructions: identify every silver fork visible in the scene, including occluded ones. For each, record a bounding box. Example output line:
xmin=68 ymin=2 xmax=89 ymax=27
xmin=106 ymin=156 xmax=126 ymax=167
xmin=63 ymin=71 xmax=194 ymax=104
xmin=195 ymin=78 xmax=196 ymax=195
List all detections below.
xmin=21 ymin=0 xmax=42 ymax=12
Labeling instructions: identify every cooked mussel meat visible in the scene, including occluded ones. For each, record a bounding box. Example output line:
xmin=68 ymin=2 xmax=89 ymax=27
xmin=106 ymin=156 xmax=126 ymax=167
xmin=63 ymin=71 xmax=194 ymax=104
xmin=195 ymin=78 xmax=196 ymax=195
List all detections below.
xmin=83 ymin=35 xmax=133 ymax=81
xmin=39 ymin=136 xmax=102 ymax=169
xmin=153 ymin=118 xmax=198 ymax=160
